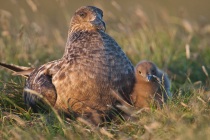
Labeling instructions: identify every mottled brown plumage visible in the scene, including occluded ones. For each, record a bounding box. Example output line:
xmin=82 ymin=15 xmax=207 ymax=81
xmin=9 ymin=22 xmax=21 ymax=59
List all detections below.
xmin=130 ymin=60 xmax=171 ymax=108
xmin=1 ymin=6 xmax=135 ymax=124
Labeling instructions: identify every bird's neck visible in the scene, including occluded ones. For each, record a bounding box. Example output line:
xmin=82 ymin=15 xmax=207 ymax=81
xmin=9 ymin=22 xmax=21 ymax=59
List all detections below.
xmin=69 ymin=23 xmax=100 ymax=34
xmin=136 ymin=81 xmax=159 ymax=94
xmin=62 ymin=30 xmax=103 ymax=59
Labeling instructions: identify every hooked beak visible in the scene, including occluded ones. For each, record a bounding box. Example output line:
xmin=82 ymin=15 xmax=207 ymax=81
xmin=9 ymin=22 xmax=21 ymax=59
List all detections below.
xmin=90 ymin=17 xmax=106 ymax=31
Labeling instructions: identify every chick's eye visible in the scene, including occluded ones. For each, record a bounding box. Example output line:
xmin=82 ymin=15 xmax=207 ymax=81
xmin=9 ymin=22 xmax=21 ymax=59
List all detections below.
xmin=152 ymin=70 xmax=156 ymax=74
xmin=138 ymin=71 xmax=142 ymax=74
xmin=79 ymin=12 xmax=87 ymax=18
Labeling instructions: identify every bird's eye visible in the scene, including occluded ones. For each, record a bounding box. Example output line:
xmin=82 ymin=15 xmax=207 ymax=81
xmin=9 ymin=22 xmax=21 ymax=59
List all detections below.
xmin=79 ymin=12 xmax=87 ymax=18
xmin=152 ymin=69 xmax=156 ymax=74
xmin=139 ymin=71 xmax=142 ymax=74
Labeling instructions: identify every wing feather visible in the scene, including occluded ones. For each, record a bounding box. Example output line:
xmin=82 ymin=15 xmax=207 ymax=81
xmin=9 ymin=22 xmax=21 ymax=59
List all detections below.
xmin=24 ymin=59 xmax=64 ymax=112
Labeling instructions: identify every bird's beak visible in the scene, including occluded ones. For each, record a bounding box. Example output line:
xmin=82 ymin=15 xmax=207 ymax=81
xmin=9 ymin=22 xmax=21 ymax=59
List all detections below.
xmin=147 ymin=74 xmax=154 ymax=82
xmin=91 ymin=17 xmax=106 ymax=31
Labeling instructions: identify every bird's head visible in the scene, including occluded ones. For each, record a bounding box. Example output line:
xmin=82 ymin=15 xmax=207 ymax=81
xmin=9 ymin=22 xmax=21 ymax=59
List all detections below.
xmin=135 ymin=60 xmax=158 ymax=82
xmin=69 ymin=6 xmax=106 ymax=33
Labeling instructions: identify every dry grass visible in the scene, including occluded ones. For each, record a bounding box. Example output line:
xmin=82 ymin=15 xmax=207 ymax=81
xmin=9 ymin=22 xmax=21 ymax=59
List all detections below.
xmin=0 ymin=0 xmax=210 ymax=139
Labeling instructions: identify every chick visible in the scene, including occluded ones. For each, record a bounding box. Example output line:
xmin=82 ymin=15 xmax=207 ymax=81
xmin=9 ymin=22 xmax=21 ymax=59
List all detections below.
xmin=131 ymin=60 xmax=171 ymax=108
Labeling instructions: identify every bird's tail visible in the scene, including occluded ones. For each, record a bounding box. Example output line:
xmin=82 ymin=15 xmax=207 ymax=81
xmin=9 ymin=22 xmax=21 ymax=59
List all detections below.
xmin=0 ymin=62 xmax=34 ymax=77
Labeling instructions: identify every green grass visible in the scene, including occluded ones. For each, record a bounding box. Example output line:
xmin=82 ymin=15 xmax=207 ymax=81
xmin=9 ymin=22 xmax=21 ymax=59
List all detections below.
xmin=0 ymin=1 xmax=210 ymax=139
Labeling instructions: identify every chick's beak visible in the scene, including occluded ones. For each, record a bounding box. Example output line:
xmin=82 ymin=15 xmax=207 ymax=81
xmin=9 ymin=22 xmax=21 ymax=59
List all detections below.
xmin=147 ymin=75 xmax=154 ymax=82
xmin=91 ymin=17 xmax=106 ymax=31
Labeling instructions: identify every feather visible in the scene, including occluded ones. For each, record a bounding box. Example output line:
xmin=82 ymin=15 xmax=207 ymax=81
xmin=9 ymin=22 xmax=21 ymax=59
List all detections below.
xmin=0 ymin=62 xmax=34 ymax=77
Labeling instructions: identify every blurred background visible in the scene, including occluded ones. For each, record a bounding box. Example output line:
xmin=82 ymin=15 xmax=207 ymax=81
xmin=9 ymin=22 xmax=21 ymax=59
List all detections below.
xmin=0 ymin=0 xmax=210 ymax=92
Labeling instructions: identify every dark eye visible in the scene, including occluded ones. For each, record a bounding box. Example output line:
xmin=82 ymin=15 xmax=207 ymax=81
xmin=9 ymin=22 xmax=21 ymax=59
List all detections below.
xmin=139 ymin=71 xmax=142 ymax=74
xmin=151 ymin=69 xmax=156 ymax=74
xmin=79 ymin=12 xmax=87 ymax=18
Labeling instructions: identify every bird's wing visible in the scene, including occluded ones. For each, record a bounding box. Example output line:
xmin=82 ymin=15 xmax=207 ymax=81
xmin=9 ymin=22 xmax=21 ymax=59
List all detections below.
xmin=24 ymin=59 xmax=64 ymax=112
xmin=0 ymin=62 xmax=34 ymax=77
xmin=12 ymin=69 xmax=34 ymax=77
xmin=156 ymin=69 xmax=171 ymax=99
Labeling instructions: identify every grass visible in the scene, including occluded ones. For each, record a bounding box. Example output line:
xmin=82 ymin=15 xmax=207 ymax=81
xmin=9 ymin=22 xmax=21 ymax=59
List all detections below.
xmin=0 ymin=1 xmax=210 ymax=139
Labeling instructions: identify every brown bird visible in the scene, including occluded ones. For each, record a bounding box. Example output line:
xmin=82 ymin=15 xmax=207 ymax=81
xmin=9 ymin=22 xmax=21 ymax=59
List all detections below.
xmin=0 ymin=6 xmax=135 ymax=124
xmin=130 ymin=60 xmax=171 ymax=108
